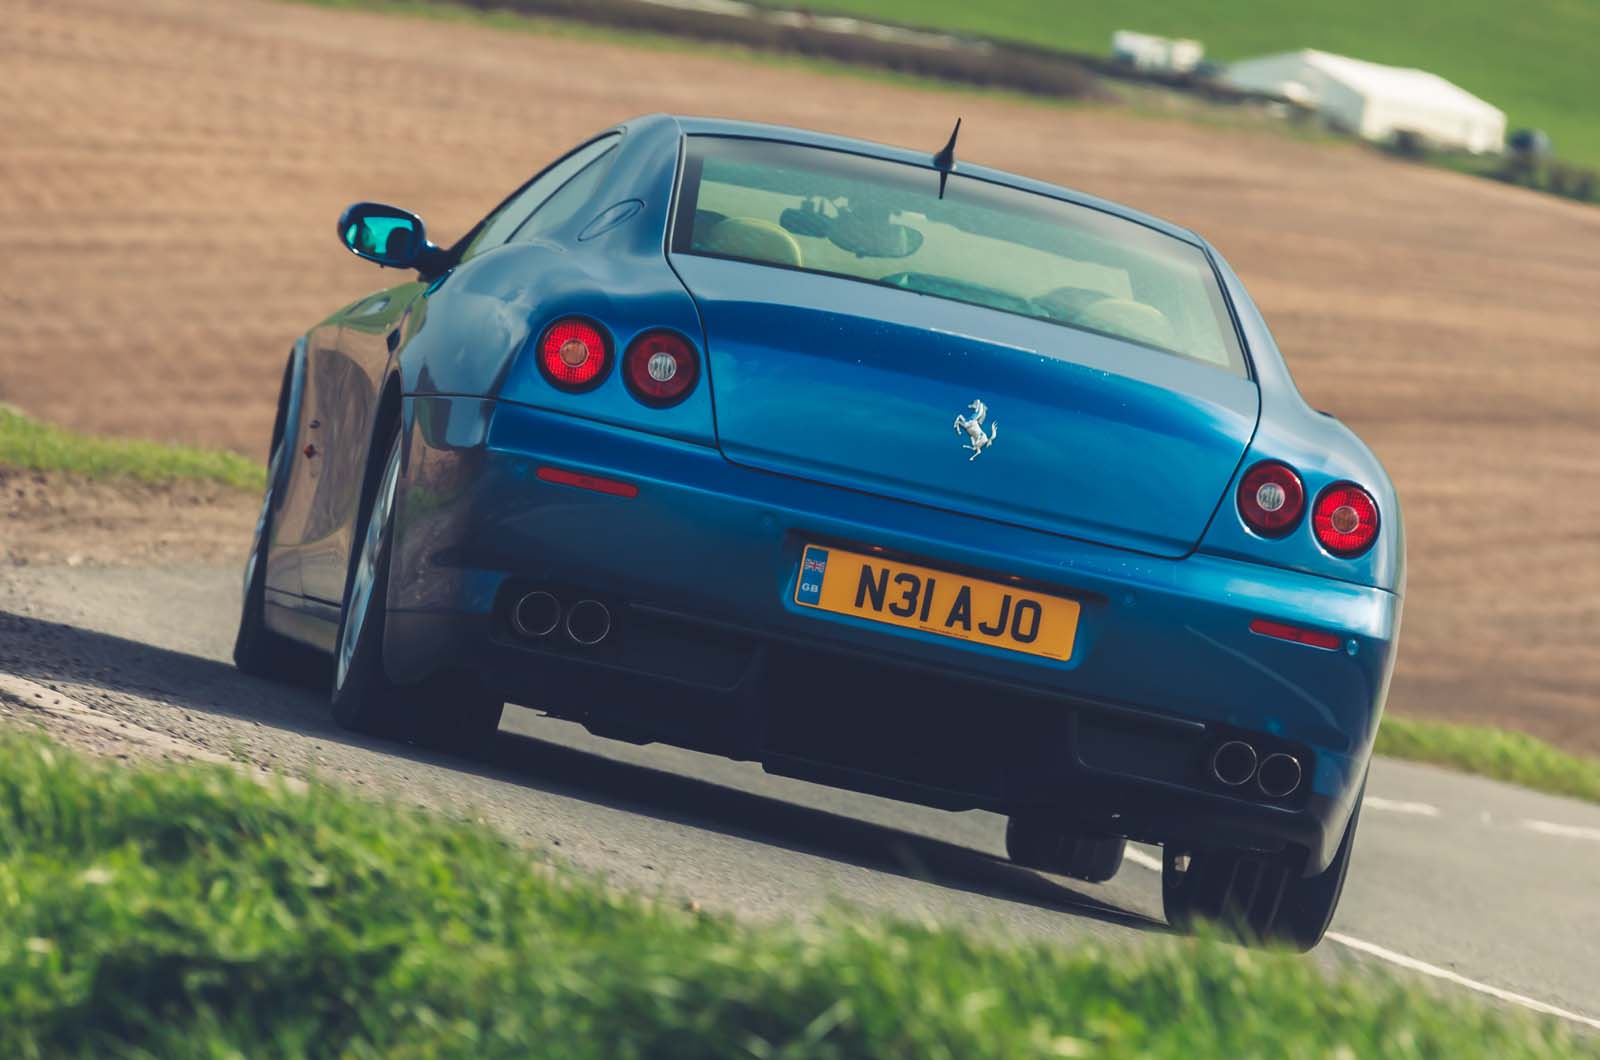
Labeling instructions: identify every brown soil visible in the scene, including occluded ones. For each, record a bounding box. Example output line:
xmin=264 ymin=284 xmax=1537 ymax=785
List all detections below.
xmin=2 ymin=0 xmax=1597 ymax=751
xmin=0 ymin=468 xmax=255 ymax=567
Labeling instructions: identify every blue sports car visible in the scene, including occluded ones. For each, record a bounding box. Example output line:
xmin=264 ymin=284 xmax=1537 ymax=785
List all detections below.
xmin=234 ymin=114 xmax=1402 ymax=950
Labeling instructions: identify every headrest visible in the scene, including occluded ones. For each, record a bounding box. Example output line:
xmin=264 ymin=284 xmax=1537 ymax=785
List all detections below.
xmin=697 ymin=217 xmax=803 ymax=268
xmin=1076 ymin=298 xmax=1176 ymax=349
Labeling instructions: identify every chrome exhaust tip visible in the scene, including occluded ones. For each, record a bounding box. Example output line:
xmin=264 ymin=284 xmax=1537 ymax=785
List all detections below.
xmin=565 ymin=599 xmax=611 ymax=646
xmin=1257 ymin=753 xmax=1304 ymax=799
xmin=1211 ymin=740 xmax=1258 ymax=787
xmin=511 ymin=590 xmax=561 ymax=639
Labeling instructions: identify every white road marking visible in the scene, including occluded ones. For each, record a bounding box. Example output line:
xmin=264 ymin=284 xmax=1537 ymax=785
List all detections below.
xmin=1363 ymin=795 xmax=1441 ymax=817
xmin=1324 ymin=933 xmax=1600 ymax=1032
xmin=1120 ymin=844 xmax=1600 ymax=1033
xmin=1521 ymin=818 xmax=1600 ymax=843
xmin=1125 ymin=847 xmax=1164 ymax=873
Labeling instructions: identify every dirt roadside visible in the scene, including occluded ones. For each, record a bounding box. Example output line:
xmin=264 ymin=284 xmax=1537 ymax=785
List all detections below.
xmin=0 ymin=468 xmax=255 ymax=568
xmin=1 ymin=0 xmax=1597 ymax=750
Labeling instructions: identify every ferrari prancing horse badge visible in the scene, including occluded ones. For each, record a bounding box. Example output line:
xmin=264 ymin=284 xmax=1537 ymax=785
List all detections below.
xmin=954 ymin=399 xmax=997 ymax=460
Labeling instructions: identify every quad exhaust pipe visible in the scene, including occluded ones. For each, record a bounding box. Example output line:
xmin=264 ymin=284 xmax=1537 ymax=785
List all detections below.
xmin=1209 ymin=739 xmax=1303 ymax=798
xmin=510 ymin=591 xmax=612 ymax=646
xmin=1256 ymin=753 xmax=1303 ymax=799
xmin=565 ymin=599 xmax=611 ymax=646
xmin=1210 ymin=740 xmax=1258 ymax=787
xmin=511 ymin=590 xmax=561 ymax=638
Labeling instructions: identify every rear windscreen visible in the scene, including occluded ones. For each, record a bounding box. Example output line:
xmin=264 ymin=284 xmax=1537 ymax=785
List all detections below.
xmin=671 ymin=136 xmax=1247 ymax=376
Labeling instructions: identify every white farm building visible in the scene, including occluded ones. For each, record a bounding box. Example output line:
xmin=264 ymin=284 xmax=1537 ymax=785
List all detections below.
xmin=1111 ymin=30 xmax=1204 ymax=75
xmin=1222 ymin=49 xmax=1506 ymax=154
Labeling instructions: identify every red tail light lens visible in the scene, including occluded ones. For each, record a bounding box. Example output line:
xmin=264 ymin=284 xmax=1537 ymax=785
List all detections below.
xmin=1236 ymin=461 xmax=1305 ymax=537
xmin=536 ymin=465 xmax=638 ymax=498
xmin=537 ymin=318 xmax=610 ymax=391
xmin=623 ymin=330 xmax=699 ymax=407
xmin=1313 ymin=483 xmax=1379 ymax=556
xmin=1249 ymin=618 xmax=1343 ymax=651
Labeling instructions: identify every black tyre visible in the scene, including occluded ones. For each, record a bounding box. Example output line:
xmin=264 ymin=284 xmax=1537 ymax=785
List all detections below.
xmin=234 ymin=436 xmax=328 ymax=685
xmin=410 ymin=672 xmax=507 ymax=756
xmin=1005 ymin=815 xmax=1126 ymax=884
xmin=1163 ymin=782 xmax=1364 ymax=952
xmin=330 ymin=435 xmax=503 ymax=750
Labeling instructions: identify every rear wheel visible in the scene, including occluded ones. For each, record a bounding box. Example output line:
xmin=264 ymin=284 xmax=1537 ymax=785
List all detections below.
xmin=233 ymin=437 xmax=327 ymax=685
xmin=330 ymin=435 xmax=503 ymax=750
xmin=1163 ymin=783 xmax=1363 ymax=952
xmin=1005 ymin=815 xmax=1126 ymax=883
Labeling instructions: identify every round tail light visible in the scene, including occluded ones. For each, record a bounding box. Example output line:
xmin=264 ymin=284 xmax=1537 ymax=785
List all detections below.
xmin=537 ymin=318 xmax=610 ymax=391
xmin=1313 ymin=483 xmax=1379 ymax=556
xmin=623 ymin=330 xmax=699 ymax=407
xmin=1237 ymin=461 xmax=1305 ymax=537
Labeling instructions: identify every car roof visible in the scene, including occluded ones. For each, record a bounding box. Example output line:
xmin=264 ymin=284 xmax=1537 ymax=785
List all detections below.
xmin=663 ymin=114 xmax=1205 ymax=248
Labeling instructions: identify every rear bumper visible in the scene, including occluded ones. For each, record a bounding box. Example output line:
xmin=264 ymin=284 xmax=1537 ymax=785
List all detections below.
xmin=388 ymin=396 xmax=1401 ymax=873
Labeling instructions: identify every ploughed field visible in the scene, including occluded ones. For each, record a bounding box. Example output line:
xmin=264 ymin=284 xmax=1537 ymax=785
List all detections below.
xmin=2 ymin=0 xmax=1597 ymax=750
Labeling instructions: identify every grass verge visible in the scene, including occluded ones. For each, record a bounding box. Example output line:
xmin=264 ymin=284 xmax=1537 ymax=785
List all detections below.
xmin=0 ymin=406 xmax=263 ymax=491
xmin=0 ymin=730 xmax=1594 ymax=1058
xmin=1376 ymin=716 xmax=1600 ymax=805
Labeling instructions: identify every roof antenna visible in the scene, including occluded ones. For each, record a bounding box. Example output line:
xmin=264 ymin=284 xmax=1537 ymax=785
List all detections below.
xmin=933 ymin=118 xmax=961 ymax=199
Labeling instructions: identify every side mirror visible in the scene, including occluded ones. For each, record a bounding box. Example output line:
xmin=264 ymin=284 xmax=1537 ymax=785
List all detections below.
xmin=337 ymin=202 xmax=430 ymax=269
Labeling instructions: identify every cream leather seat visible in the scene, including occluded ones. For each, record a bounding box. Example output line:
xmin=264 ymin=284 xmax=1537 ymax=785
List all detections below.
xmin=696 ymin=217 xmax=803 ymax=268
xmin=1077 ymin=298 xmax=1176 ymax=349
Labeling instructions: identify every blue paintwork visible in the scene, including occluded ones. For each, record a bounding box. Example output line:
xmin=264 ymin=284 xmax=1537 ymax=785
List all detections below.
xmin=254 ymin=113 xmax=1403 ymax=875
xmin=675 ymin=255 xmax=1259 ymax=559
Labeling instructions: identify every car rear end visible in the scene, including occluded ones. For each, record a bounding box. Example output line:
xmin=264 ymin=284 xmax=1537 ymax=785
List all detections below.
xmin=386 ymin=120 xmax=1401 ymax=879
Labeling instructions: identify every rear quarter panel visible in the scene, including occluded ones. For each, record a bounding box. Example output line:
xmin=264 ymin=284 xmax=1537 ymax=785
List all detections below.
xmin=397 ymin=114 xmax=714 ymax=446
xmin=1199 ymin=250 xmax=1404 ymax=595
xmin=293 ymin=282 xmax=425 ymax=603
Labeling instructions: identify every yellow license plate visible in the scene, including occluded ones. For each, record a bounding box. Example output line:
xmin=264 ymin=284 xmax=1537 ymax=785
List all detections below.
xmin=793 ymin=544 xmax=1079 ymax=661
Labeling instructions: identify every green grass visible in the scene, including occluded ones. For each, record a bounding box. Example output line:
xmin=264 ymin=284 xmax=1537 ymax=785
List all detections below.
xmin=746 ymin=0 xmax=1600 ymax=168
xmin=0 ymin=406 xmax=263 ymax=491
xmin=1376 ymin=716 xmax=1600 ymax=805
xmin=0 ymin=730 xmax=1593 ymax=1058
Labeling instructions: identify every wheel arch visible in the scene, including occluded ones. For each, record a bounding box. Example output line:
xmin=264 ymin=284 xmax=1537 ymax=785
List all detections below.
xmin=268 ymin=338 xmax=310 ymax=498
xmin=372 ymin=372 xmax=405 ymax=471
xmin=321 ymin=372 xmax=409 ymax=684
xmin=338 ymin=371 xmax=406 ymax=610
xmin=254 ymin=338 xmax=311 ymax=604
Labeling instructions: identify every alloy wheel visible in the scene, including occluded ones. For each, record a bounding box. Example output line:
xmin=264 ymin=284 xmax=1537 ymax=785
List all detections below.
xmin=336 ymin=443 xmax=401 ymax=691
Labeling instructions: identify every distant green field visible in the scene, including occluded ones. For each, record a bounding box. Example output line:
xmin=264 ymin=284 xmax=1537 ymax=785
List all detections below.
xmin=753 ymin=0 xmax=1600 ymax=166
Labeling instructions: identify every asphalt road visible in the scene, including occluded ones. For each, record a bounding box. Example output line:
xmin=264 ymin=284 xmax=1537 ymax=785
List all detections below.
xmin=1 ymin=564 xmax=1596 ymax=1029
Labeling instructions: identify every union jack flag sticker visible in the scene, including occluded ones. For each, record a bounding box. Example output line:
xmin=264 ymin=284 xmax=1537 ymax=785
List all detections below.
xmin=796 ymin=547 xmax=829 ymax=605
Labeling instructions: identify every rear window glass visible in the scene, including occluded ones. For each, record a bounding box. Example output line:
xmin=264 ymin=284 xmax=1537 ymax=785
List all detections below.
xmin=671 ymin=136 xmax=1246 ymax=376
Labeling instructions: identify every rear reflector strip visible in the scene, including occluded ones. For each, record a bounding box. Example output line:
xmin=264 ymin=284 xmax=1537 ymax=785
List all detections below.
xmin=536 ymin=466 xmax=638 ymax=498
xmin=1249 ymin=618 xmax=1342 ymax=651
